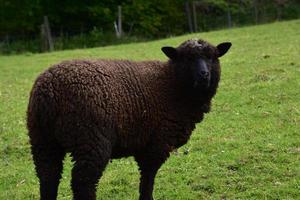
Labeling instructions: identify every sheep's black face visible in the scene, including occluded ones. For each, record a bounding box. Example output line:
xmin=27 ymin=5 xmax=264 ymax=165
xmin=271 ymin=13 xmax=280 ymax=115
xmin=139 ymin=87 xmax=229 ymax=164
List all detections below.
xmin=162 ymin=39 xmax=231 ymax=91
xmin=191 ymin=57 xmax=211 ymax=89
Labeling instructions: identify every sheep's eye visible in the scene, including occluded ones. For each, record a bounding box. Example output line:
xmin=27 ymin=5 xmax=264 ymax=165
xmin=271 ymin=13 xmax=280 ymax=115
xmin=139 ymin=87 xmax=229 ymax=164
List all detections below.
xmin=204 ymin=55 xmax=212 ymax=62
xmin=207 ymin=54 xmax=217 ymax=61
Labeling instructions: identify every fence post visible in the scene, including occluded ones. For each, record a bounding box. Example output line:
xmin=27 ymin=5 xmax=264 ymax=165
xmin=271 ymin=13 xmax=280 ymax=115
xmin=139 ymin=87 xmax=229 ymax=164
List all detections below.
xmin=185 ymin=1 xmax=193 ymax=33
xmin=40 ymin=24 xmax=47 ymax=52
xmin=253 ymin=0 xmax=258 ymax=24
xmin=43 ymin=16 xmax=54 ymax=51
xmin=192 ymin=1 xmax=198 ymax=32
xmin=226 ymin=1 xmax=232 ymax=28
xmin=118 ymin=5 xmax=122 ymax=38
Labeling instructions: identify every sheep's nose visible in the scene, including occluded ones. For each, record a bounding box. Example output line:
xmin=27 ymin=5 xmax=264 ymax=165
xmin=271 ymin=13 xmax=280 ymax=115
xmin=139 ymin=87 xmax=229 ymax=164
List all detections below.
xmin=196 ymin=58 xmax=209 ymax=79
xmin=199 ymin=71 xmax=209 ymax=78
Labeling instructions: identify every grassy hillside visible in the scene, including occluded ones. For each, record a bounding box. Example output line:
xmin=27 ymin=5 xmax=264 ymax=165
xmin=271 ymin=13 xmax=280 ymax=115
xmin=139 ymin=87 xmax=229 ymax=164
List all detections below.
xmin=0 ymin=20 xmax=299 ymax=199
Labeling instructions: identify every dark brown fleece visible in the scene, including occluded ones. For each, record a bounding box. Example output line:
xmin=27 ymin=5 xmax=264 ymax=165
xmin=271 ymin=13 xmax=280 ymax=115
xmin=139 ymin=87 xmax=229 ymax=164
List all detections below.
xmin=27 ymin=39 xmax=226 ymax=200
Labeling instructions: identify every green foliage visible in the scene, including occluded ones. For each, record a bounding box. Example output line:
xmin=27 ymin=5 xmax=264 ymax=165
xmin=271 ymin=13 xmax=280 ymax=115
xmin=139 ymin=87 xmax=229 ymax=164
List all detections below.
xmin=0 ymin=20 xmax=300 ymax=199
xmin=122 ymin=0 xmax=186 ymax=37
xmin=1 ymin=0 xmax=299 ymax=38
xmin=53 ymin=27 xmax=145 ymax=51
xmin=0 ymin=28 xmax=146 ymax=54
xmin=0 ymin=0 xmax=300 ymax=53
xmin=0 ymin=0 xmax=42 ymax=35
xmin=0 ymin=39 xmax=40 ymax=54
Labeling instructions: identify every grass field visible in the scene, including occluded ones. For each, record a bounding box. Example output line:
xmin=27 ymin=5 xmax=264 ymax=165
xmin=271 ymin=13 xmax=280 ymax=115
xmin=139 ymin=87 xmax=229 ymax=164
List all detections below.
xmin=0 ymin=20 xmax=299 ymax=200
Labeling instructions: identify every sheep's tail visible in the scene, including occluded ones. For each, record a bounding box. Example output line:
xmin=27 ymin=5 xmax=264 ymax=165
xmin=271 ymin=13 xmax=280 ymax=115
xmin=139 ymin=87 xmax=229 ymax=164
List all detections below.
xmin=27 ymin=72 xmax=57 ymax=145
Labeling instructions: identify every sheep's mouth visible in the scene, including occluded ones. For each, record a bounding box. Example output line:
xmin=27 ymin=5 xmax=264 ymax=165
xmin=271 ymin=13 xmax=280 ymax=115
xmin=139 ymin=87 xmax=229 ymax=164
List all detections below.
xmin=193 ymin=79 xmax=210 ymax=89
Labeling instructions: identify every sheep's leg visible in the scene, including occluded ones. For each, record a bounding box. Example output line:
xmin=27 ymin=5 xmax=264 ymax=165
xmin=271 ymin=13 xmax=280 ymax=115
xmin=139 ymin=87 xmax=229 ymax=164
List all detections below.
xmin=70 ymin=135 xmax=111 ymax=200
xmin=135 ymin=148 xmax=170 ymax=200
xmin=31 ymin=143 xmax=65 ymax=200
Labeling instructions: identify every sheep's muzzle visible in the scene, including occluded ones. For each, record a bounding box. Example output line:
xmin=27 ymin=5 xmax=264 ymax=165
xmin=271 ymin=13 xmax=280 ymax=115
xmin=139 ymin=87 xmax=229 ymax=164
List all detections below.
xmin=193 ymin=59 xmax=211 ymax=89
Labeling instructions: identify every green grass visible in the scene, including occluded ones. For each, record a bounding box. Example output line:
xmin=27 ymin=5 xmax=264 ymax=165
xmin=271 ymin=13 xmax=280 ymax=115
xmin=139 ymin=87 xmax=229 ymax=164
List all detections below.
xmin=1 ymin=19 xmax=300 ymax=199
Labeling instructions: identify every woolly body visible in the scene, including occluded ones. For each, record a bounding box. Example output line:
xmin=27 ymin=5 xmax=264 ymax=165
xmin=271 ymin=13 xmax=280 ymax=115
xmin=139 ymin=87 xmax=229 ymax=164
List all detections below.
xmin=27 ymin=39 xmax=231 ymax=200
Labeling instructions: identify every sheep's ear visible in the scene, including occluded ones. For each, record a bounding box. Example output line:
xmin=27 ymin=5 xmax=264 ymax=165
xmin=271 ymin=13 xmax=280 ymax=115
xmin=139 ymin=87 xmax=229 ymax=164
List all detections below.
xmin=217 ymin=42 xmax=232 ymax=57
xmin=161 ymin=47 xmax=177 ymax=60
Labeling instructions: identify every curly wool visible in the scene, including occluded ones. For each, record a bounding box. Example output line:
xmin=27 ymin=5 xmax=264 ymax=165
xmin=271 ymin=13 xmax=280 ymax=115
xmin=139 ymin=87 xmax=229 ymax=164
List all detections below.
xmin=28 ymin=59 xmax=211 ymax=152
xmin=27 ymin=38 xmax=226 ymax=200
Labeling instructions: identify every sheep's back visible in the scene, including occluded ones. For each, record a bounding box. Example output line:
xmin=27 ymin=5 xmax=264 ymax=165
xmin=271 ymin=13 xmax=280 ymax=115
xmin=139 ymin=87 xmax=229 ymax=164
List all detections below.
xmin=29 ymin=59 xmax=166 ymax=150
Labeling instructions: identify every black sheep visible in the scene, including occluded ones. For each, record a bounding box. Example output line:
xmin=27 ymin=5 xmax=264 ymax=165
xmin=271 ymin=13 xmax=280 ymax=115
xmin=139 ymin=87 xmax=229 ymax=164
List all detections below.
xmin=27 ymin=39 xmax=231 ymax=200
